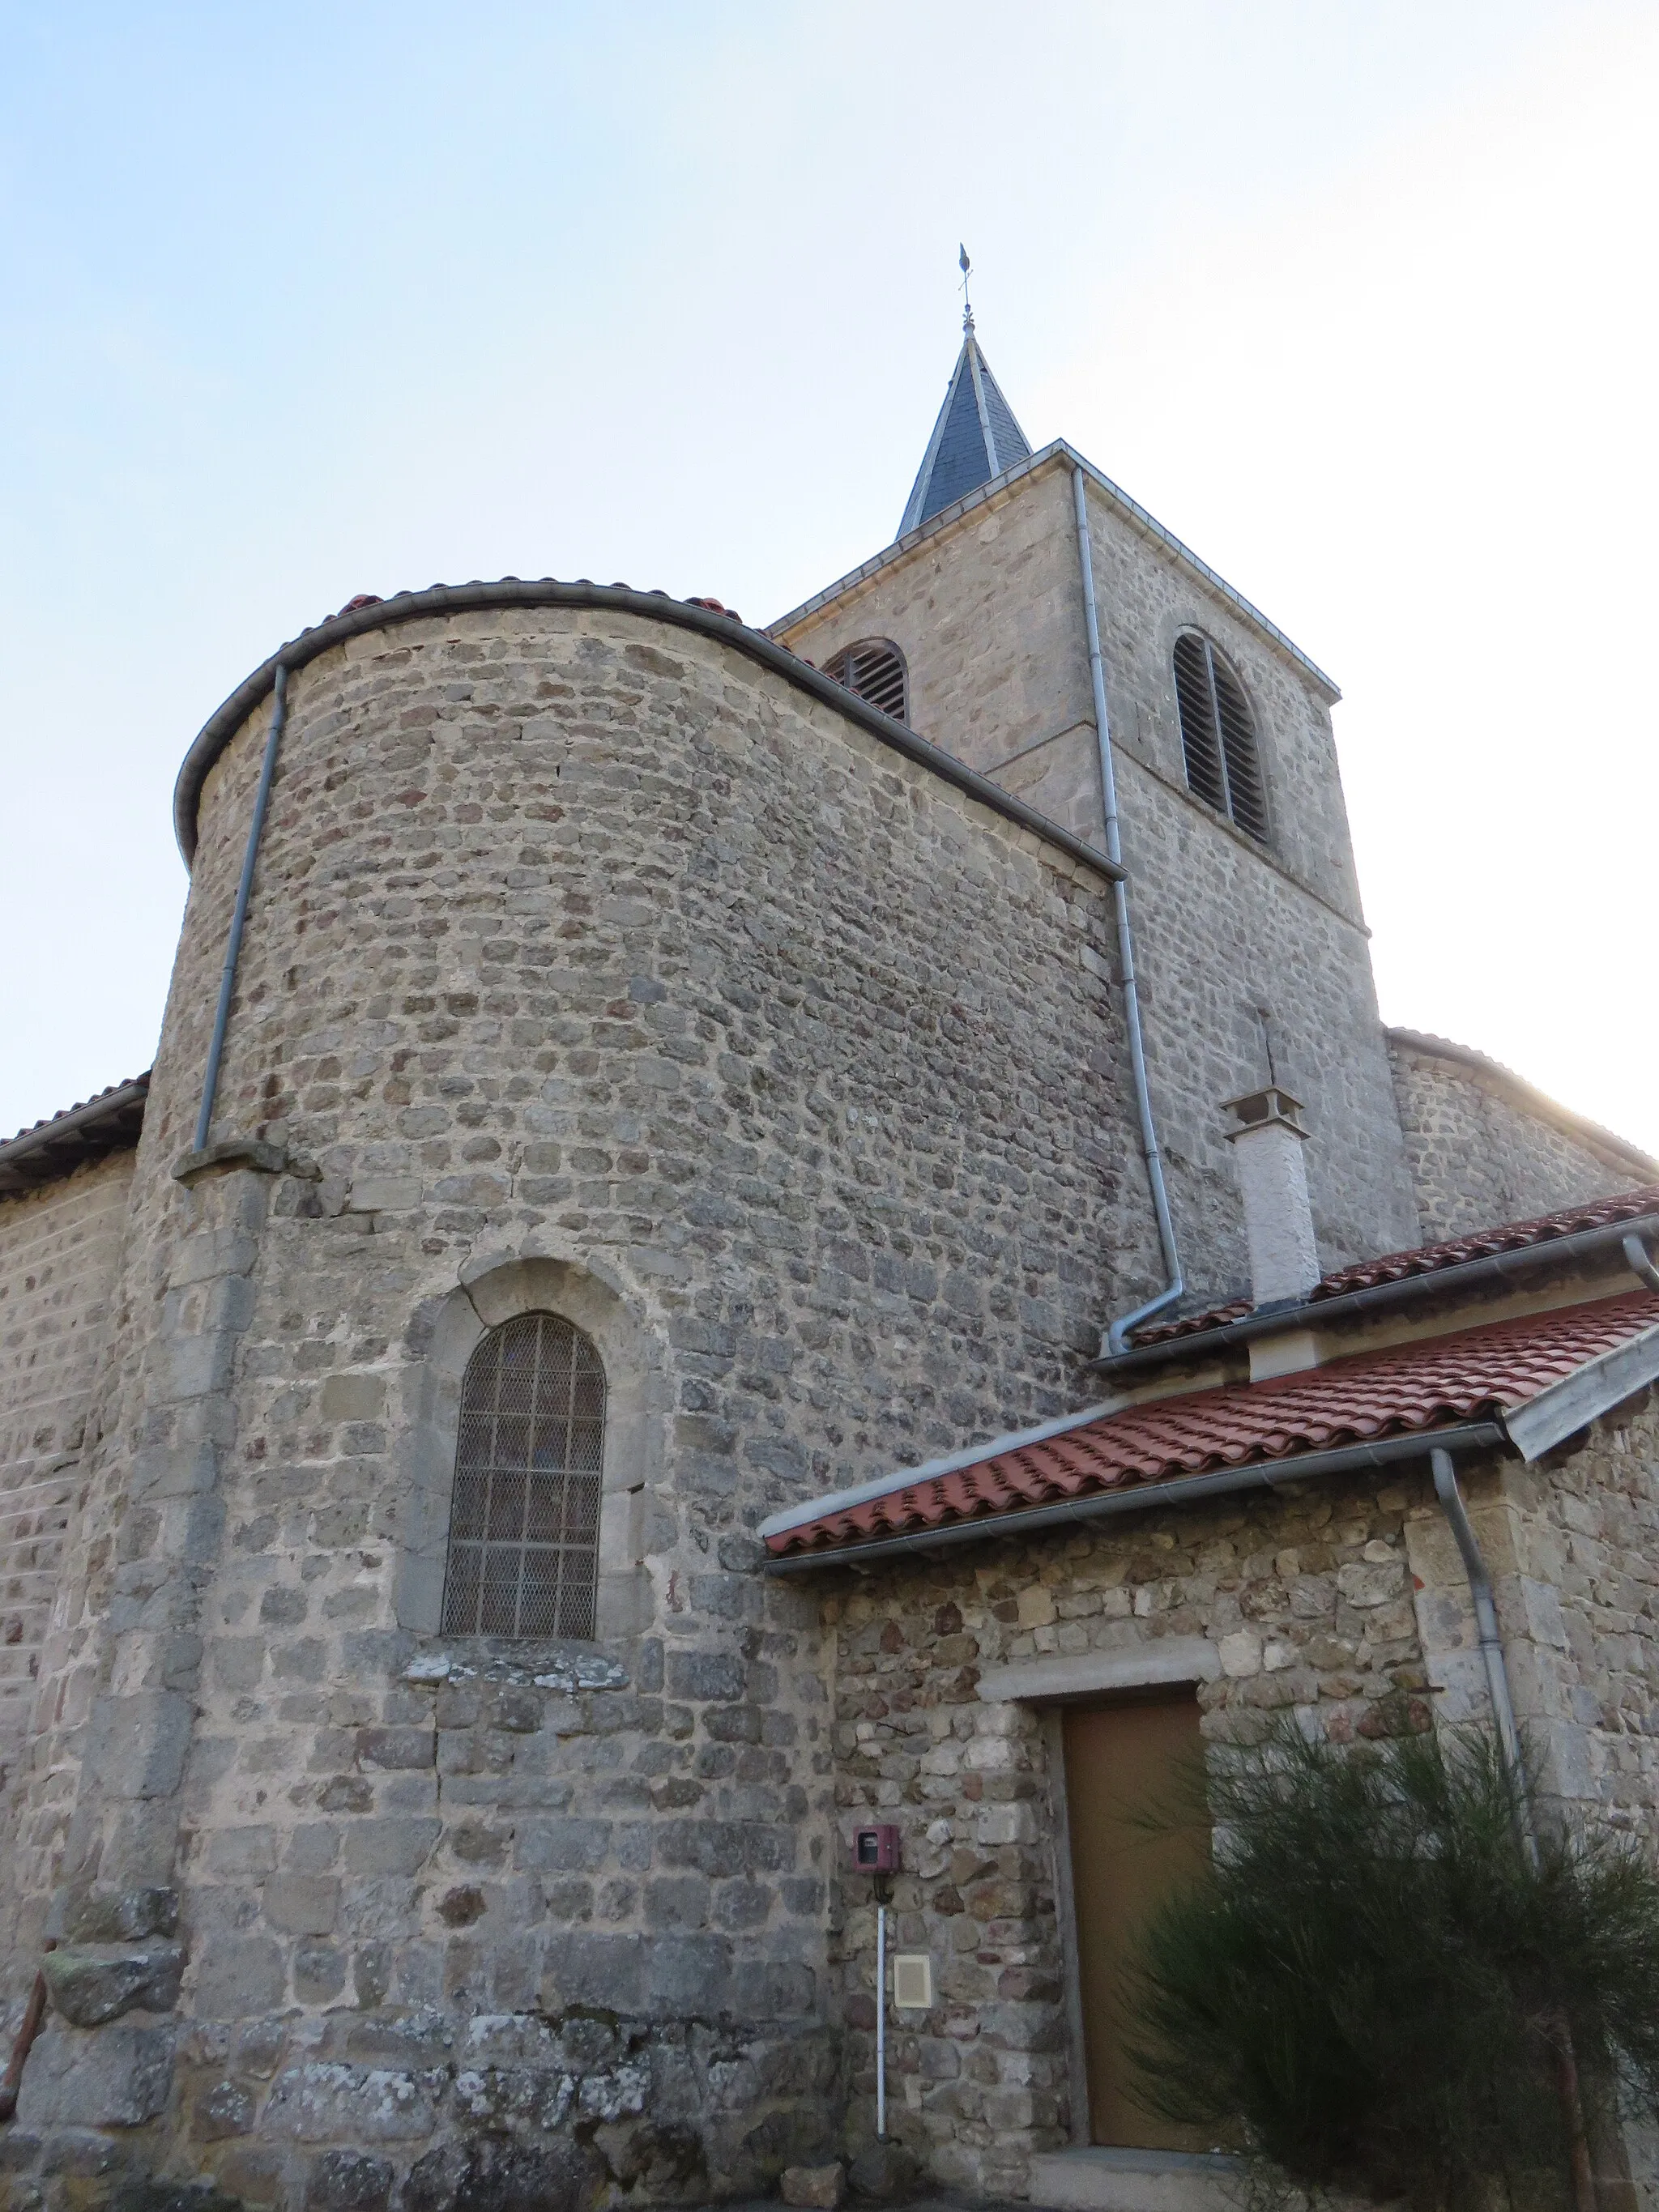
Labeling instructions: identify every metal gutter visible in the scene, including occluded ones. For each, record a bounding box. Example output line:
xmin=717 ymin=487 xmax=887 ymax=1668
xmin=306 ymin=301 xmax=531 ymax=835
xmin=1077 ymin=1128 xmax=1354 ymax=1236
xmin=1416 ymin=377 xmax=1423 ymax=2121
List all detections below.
xmin=770 ymin=440 xmax=1341 ymax=704
xmin=759 ymin=1420 xmax=1508 ymax=1575
xmin=1094 ymin=1209 xmax=1659 ymax=1379
xmin=173 ymin=580 xmax=1127 ymax=888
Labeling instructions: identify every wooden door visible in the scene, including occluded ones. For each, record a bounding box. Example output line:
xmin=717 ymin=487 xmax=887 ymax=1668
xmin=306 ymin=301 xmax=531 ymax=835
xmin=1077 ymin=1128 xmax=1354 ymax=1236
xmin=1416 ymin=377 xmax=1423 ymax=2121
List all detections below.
xmin=1062 ymin=1694 xmax=1209 ymax=2150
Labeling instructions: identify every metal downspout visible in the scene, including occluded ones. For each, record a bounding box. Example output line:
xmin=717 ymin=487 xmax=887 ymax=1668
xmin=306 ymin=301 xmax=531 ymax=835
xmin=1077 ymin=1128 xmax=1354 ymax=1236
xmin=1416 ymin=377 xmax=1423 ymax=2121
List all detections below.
xmin=192 ymin=662 xmax=288 ymax=1153
xmin=1429 ymin=1447 xmax=1600 ymax=2212
xmin=1623 ymin=1234 xmax=1659 ymax=1295
xmin=1072 ymin=464 xmax=1183 ymax=1352
xmin=1429 ymin=1446 xmax=1532 ymax=1833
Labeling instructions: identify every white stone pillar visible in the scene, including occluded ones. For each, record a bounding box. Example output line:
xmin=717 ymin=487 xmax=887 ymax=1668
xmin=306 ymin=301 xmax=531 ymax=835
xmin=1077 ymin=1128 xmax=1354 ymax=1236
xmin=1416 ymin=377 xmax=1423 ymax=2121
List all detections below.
xmin=1223 ymin=1085 xmax=1321 ymax=1309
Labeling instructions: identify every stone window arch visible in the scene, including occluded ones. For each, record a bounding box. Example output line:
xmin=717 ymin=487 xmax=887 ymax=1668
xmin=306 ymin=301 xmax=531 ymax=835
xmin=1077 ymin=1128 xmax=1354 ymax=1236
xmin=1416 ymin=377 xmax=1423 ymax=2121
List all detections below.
xmin=821 ymin=637 xmax=908 ymax=724
xmin=1171 ymin=629 xmax=1269 ymax=842
xmin=441 ymin=1311 xmax=607 ymax=1639
xmin=397 ymin=1255 xmax=662 ymax=1643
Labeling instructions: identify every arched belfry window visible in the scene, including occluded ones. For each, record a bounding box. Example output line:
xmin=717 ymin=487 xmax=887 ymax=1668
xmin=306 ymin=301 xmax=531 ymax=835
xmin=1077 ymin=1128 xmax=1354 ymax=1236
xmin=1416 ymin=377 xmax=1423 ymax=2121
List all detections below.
xmin=1171 ymin=631 xmax=1269 ymax=843
xmin=441 ymin=1312 xmax=606 ymax=1639
xmin=821 ymin=638 xmax=908 ymax=724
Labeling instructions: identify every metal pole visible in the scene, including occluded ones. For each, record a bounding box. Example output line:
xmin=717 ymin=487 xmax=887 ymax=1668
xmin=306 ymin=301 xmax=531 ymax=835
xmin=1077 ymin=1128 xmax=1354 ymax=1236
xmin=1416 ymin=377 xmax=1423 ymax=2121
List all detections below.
xmin=875 ymin=1903 xmax=887 ymax=2141
xmin=194 ymin=662 xmax=289 ymax=1153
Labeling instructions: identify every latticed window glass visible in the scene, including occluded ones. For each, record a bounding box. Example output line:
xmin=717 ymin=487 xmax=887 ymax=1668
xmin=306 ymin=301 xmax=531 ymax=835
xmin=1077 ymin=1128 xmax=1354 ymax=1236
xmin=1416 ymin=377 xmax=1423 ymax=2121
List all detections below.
xmin=1171 ymin=630 xmax=1269 ymax=843
xmin=441 ymin=1312 xmax=605 ymax=1639
xmin=821 ymin=638 xmax=908 ymax=724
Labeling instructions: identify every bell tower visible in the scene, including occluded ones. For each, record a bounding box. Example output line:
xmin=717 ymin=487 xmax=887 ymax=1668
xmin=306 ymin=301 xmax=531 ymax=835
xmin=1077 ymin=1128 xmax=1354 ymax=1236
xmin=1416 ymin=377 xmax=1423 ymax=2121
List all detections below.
xmin=771 ymin=299 xmax=1423 ymax=1302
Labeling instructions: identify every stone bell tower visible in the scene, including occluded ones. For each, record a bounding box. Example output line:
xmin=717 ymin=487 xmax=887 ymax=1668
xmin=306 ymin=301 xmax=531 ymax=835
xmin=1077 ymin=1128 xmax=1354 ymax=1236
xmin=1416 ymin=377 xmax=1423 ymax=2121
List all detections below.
xmin=773 ymin=297 xmax=1423 ymax=1306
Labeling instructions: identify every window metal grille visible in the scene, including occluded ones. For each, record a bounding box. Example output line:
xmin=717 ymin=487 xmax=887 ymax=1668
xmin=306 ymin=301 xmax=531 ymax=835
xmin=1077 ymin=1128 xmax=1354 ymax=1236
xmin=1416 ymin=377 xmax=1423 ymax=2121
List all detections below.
xmin=441 ymin=1312 xmax=605 ymax=1639
xmin=821 ymin=638 xmax=908 ymax=724
xmin=1172 ymin=631 xmax=1269 ymax=843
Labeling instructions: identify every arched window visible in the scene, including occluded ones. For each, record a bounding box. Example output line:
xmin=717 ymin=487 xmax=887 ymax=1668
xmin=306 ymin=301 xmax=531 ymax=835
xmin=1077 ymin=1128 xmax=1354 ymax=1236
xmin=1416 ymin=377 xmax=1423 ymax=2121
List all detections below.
xmin=441 ymin=1311 xmax=606 ymax=1639
xmin=1171 ymin=631 xmax=1269 ymax=843
xmin=821 ymin=638 xmax=908 ymax=724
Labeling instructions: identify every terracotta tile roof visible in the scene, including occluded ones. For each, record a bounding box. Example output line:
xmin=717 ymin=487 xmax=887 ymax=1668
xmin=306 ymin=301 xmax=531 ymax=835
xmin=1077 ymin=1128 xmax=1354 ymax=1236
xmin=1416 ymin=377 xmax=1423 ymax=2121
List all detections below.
xmin=0 ymin=1073 xmax=151 ymax=1195
xmin=1134 ymin=1183 xmax=1659 ymax=1346
xmin=766 ymin=1290 xmax=1659 ymax=1559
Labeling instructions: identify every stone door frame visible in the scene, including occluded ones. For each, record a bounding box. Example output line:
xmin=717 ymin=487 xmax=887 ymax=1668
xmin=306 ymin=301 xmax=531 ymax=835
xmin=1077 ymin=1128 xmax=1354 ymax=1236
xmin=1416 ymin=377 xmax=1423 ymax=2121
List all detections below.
xmin=976 ymin=1636 xmax=1222 ymax=2149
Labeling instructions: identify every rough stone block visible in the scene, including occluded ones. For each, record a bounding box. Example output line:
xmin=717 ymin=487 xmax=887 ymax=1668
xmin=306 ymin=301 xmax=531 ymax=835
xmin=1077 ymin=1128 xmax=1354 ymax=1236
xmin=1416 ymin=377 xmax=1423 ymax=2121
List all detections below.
xmin=319 ymin=1374 xmax=387 ymax=1423
xmin=343 ymin=1818 xmax=441 ymax=1876
xmin=191 ymin=2076 xmax=257 ymax=2141
xmin=62 ymin=1887 xmax=181 ymax=1943
xmin=356 ymin=1724 xmax=435 ymax=1768
xmin=192 ymin=1933 xmax=288 ymax=2018
xmin=15 ymin=2022 xmax=176 ymax=2129
xmin=262 ymin=1873 xmax=341 ymax=1936
xmin=515 ymin=1818 xmax=609 ymax=1873
xmin=42 ymin=1941 xmax=184 ymax=2026
xmin=87 ymin=1691 xmax=194 ymax=1800
xmin=664 ymin=1649 xmax=745 ymax=1701
xmin=781 ymin=2163 xmax=846 ymax=2207
xmin=263 ymin=2061 xmax=446 ymax=2142
xmin=207 ymin=1826 xmax=279 ymax=1877
xmin=304 ymin=2150 xmax=393 ymax=2211
xmin=402 ymin=2136 xmax=600 ymax=2212
xmin=346 ymin=1178 xmax=421 ymax=1214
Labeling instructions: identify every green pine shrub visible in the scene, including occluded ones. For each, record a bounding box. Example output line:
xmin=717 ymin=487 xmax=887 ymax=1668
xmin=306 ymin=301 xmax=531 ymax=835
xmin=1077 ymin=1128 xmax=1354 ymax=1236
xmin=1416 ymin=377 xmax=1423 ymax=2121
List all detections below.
xmin=1128 ymin=1718 xmax=1659 ymax=2210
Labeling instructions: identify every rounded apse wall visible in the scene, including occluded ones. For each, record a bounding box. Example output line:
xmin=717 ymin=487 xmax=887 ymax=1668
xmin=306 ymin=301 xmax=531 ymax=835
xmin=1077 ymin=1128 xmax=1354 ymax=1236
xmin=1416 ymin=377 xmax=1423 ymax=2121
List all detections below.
xmin=50 ymin=595 xmax=1140 ymax=2201
xmin=164 ymin=595 xmax=1134 ymax=1469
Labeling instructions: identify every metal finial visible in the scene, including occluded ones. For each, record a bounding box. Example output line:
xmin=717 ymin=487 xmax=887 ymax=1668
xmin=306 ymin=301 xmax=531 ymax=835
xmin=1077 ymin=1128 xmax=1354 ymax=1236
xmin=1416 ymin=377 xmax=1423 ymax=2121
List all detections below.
xmin=959 ymin=243 xmax=974 ymax=330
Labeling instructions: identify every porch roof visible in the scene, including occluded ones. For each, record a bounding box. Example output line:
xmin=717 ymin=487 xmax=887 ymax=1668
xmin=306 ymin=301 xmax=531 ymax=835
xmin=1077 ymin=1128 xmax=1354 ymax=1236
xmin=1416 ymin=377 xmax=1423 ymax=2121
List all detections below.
xmin=761 ymin=1289 xmax=1659 ymax=1562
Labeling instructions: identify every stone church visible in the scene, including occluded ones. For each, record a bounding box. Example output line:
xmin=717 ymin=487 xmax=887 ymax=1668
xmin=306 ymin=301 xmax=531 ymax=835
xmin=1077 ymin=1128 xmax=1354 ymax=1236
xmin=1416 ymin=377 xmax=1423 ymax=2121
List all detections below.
xmin=2 ymin=310 xmax=1658 ymax=2212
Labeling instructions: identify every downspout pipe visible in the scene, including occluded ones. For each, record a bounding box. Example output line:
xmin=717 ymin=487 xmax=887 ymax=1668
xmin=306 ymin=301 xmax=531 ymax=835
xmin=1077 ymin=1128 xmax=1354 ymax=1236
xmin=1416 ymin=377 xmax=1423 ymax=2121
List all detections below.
xmin=1429 ymin=1451 xmax=1601 ymax=2212
xmin=191 ymin=662 xmax=288 ymax=1154
xmin=0 ymin=1941 xmax=53 ymax=2123
xmin=1430 ymin=1445 xmax=1533 ymax=1839
xmin=1072 ymin=464 xmax=1183 ymax=1352
xmin=1624 ymin=1234 xmax=1659 ymax=1296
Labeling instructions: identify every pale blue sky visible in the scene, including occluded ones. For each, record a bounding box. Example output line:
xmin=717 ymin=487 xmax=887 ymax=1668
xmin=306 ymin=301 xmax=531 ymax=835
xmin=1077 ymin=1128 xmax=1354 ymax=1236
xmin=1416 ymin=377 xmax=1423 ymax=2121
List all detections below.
xmin=3 ymin=2 xmax=1655 ymax=1150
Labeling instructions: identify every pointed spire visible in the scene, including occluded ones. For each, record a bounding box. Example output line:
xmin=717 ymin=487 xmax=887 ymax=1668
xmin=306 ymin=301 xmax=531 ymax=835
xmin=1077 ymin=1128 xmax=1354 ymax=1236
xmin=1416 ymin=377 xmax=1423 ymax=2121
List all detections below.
xmin=898 ymin=251 xmax=1032 ymax=537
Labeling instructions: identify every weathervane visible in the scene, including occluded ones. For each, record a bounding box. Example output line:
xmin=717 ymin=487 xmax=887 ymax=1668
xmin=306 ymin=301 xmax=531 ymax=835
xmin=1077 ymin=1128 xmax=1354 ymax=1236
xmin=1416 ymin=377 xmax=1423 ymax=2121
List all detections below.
xmin=959 ymin=242 xmax=974 ymax=332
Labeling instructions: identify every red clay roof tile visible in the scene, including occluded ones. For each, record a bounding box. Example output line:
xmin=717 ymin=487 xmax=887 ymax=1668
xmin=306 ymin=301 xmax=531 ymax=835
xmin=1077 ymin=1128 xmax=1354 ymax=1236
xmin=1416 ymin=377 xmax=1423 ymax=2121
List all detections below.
xmin=1134 ymin=1183 xmax=1659 ymax=1345
xmin=768 ymin=1289 xmax=1659 ymax=1558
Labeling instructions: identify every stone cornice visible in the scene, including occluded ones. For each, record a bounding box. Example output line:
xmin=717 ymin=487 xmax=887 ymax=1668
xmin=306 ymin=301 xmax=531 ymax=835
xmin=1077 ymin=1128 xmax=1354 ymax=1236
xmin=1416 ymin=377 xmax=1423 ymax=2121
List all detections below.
xmin=172 ymin=581 xmax=1126 ymax=895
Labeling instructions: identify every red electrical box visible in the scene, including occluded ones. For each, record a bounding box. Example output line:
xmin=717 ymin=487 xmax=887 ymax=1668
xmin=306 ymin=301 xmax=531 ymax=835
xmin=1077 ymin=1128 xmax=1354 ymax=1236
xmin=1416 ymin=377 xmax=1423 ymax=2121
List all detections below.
xmin=852 ymin=1822 xmax=900 ymax=1873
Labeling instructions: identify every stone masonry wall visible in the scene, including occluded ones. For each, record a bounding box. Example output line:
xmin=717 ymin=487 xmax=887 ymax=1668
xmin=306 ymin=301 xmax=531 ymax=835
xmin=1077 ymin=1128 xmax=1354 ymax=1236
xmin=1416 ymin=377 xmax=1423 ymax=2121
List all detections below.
xmin=0 ymin=1149 xmax=135 ymax=1954
xmin=1388 ymin=1040 xmax=1653 ymax=1241
xmin=4 ymin=603 xmax=1149 ymax=2212
xmin=825 ymin=1464 xmax=1438 ymax=2199
xmin=775 ymin=459 xmax=1422 ymax=1306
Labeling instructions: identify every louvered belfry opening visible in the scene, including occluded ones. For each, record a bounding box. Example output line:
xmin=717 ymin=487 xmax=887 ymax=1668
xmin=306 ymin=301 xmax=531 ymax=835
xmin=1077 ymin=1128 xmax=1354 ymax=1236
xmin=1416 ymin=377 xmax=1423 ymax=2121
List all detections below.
xmin=821 ymin=638 xmax=908 ymax=725
xmin=441 ymin=1312 xmax=606 ymax=1639
xmin=1171 ymin=630 xmax=1269 ymax=843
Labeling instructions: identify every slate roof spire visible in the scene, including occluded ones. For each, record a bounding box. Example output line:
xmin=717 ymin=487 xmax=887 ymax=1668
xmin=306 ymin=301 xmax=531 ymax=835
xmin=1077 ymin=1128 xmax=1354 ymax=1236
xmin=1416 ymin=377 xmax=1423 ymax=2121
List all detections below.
xmin=898 ymin=251 xmax=1033 ymax=537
